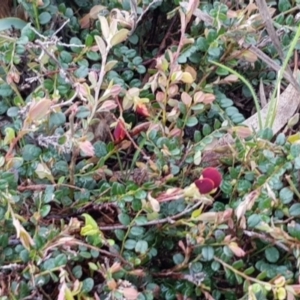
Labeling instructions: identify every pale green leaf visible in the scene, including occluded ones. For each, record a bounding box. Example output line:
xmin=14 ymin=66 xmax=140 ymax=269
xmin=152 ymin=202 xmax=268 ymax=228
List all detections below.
xmin=110 ymin=29 xmax=129 ymax=47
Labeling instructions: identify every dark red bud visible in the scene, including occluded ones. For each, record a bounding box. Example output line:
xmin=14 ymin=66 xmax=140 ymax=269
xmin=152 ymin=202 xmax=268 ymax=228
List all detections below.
xmin=202 ymin=167 xmax=222 ymax=188
xmin=195 ymin=178 xmax=215 ymax=194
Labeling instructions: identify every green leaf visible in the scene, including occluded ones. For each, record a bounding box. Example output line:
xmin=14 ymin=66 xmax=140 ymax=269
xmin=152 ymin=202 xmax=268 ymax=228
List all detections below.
xmin=247 ymin=214 xmax=262 ymax=228
xmin=40 ymin=205 xmax=51 ymax=217
xmin=173 ymin=253 xmax=184 ymax=265
xmin=94 ymin=141 xmax=108 ymax=157
xmin=43 ymin=258 xmax=56 ymax=270
xmin=186 ymin=116 xmax=198 ymax=127
xmin=244 ymin=266 xmax=255 ymax=275
xmin=118 ymin=213 xmax=131 ymax=225
xmin=39 ymin=12 xmax=52 ymax=25
xmin=202 ymin=124 xmax=212 ymax=136
xmin=111 ymin=182 xmax=125 ymax=196
xmin=72 ymin=265 xmax=83 ymax=279
xmin=136 ymin=65 xmax=146 ymax=74
xmin=87 ymin=51 xmax=101 ymax=61
xmin=49 ymin=112 xmax=66 ymax=129
xmin=135 ymin=240 xmax=148 ymax=254
xmin=60 ymin=51 xmax=73 ymax=63
xmin=54 ymin=253 xmax=67 ymax=267
xmin=70 ymin=37 xmax=83 ymax=53
xmin=122 ymin=70 xmax=134 ymax=81
xmin=6 ymin=107 xmax=19 ymax=117
xmin=211 ymin=261 xmax=220 ymax=271
xmin=289 ymin=203 xmax=300 ymax=216
xmin=134 ymin=216 xmax=148 ymax=225
xmin=278 ymin=0 xmax=291 ymax=12
xmin=130 ymin=226 xmax=145 ymax=237
xmin=114 ymin=229 xmax=125 ymax=241
xmin=279 ymin=187 xmax=294 ymax=204
xmin=74 ymin=65 xmax=89 ymax=78
xmin=0 ymin=84 xmax=13 ymax=97
xmin=0 ymin=18 xmax=28 ymax=31
xmin=128 ymin=34 xmax=139 ymax=44
xmin=22 ymin=144 xmax=42 ymax=161
xmin=196 ymin=37 xmax=208 ymax=51
xmin=132 ymin=56 xmax=143 ymax=65
xmin=82 ymin=278 xmax=94 ymax=293
xmin=85 ymin=34 xmax=94 ymax=47
xmin=287 ymin=222 xmax=300 ymax=240
xmin=80 ymin=214 xmax=100 ymax=236
xmin=124 ymin=239 xmax=136 ymax=250
xmin=265 ymin=247 xmax=279 ymax=263
xmin=76 ymin=106 xmax=90 ymax=119
xmin=201 ymin=246 xmax=214 ymax=261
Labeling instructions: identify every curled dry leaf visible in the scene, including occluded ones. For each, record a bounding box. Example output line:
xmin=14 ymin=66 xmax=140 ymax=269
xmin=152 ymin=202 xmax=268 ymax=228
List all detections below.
xmin=228 ymin=126 xmax=253 ymax=139
xmin=13 ymin=218 xmax=35 ymax=250
xmin=28 ymin=98 xmax=52 ymax=121
xmin=235 ymin=190 xmax=260 ymax=221
xmin=80 ymin=5 xmax=107 ymax=29
xmin=148 ymin=193 xmax=160 ymax=212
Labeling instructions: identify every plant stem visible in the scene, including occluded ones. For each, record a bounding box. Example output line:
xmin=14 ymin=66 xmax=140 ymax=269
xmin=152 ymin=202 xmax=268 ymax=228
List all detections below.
xmin=210 ymin=60 xmax=262 ymax=129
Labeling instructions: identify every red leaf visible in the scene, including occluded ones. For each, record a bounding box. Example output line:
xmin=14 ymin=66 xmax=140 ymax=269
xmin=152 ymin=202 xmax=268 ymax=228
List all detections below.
xmin=114 ymin=119 xmax=126 ymax=142
xmin=194 ymin=178 xmax=215 ymax=194
xmin=202 ymin=167 xmax=222 ymax=188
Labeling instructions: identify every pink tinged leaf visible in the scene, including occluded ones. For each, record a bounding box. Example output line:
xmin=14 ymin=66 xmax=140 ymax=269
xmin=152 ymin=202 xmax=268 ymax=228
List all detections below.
xmin=156 ymin=91 xmax=165 ymax=102
xmin=228 ymin=242 xmax=246 ymax=257
xmin=202 ymin=93 xmax=216 ymax=104
xmin=110 ymin=85 xmax=122 ymax=97
xmin=169 ymin=128 xmax=182 ymax=137
xmin=181 ymin=92 xmax=192 ymax=106
xmin=202 ymin=167 xmax=222 ymax=188
xmin=121 ymin=287 xmax=140 ymax=300
xmin=97 ymin=100 xmax=118 ymax=112
xmin=79 ymin=140 xmax=95 ymax=157
xmin=194 ymin=178 xmax=215 ymax=194
xmin=114 ymin=119 xmax=126 ymax=142
xmin=168 ymin=85 xmax=179 ymax=97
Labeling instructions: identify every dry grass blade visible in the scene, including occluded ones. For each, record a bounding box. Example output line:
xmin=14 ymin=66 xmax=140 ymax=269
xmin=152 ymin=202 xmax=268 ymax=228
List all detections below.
xmin=256 ymin=0 xmax=300 ymax=92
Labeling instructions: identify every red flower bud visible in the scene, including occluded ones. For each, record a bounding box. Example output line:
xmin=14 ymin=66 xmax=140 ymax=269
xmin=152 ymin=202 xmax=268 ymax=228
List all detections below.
xmin=194 ymin=178 xmax=215 ymax=194
xmin=114 ymin=119 xmax=126 ymax=142
xmin=194 ymin=167 xmax=222 ymax=194
xmin=136 ymin=103 xmax=150 ymax=117
xmin=202 ymin=167 xmax=222 ymax=188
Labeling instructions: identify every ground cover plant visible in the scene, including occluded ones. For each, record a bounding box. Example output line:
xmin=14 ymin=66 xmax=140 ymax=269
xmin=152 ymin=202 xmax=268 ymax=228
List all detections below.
xmin=1 ymin=0 xmax=300 ymax=299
